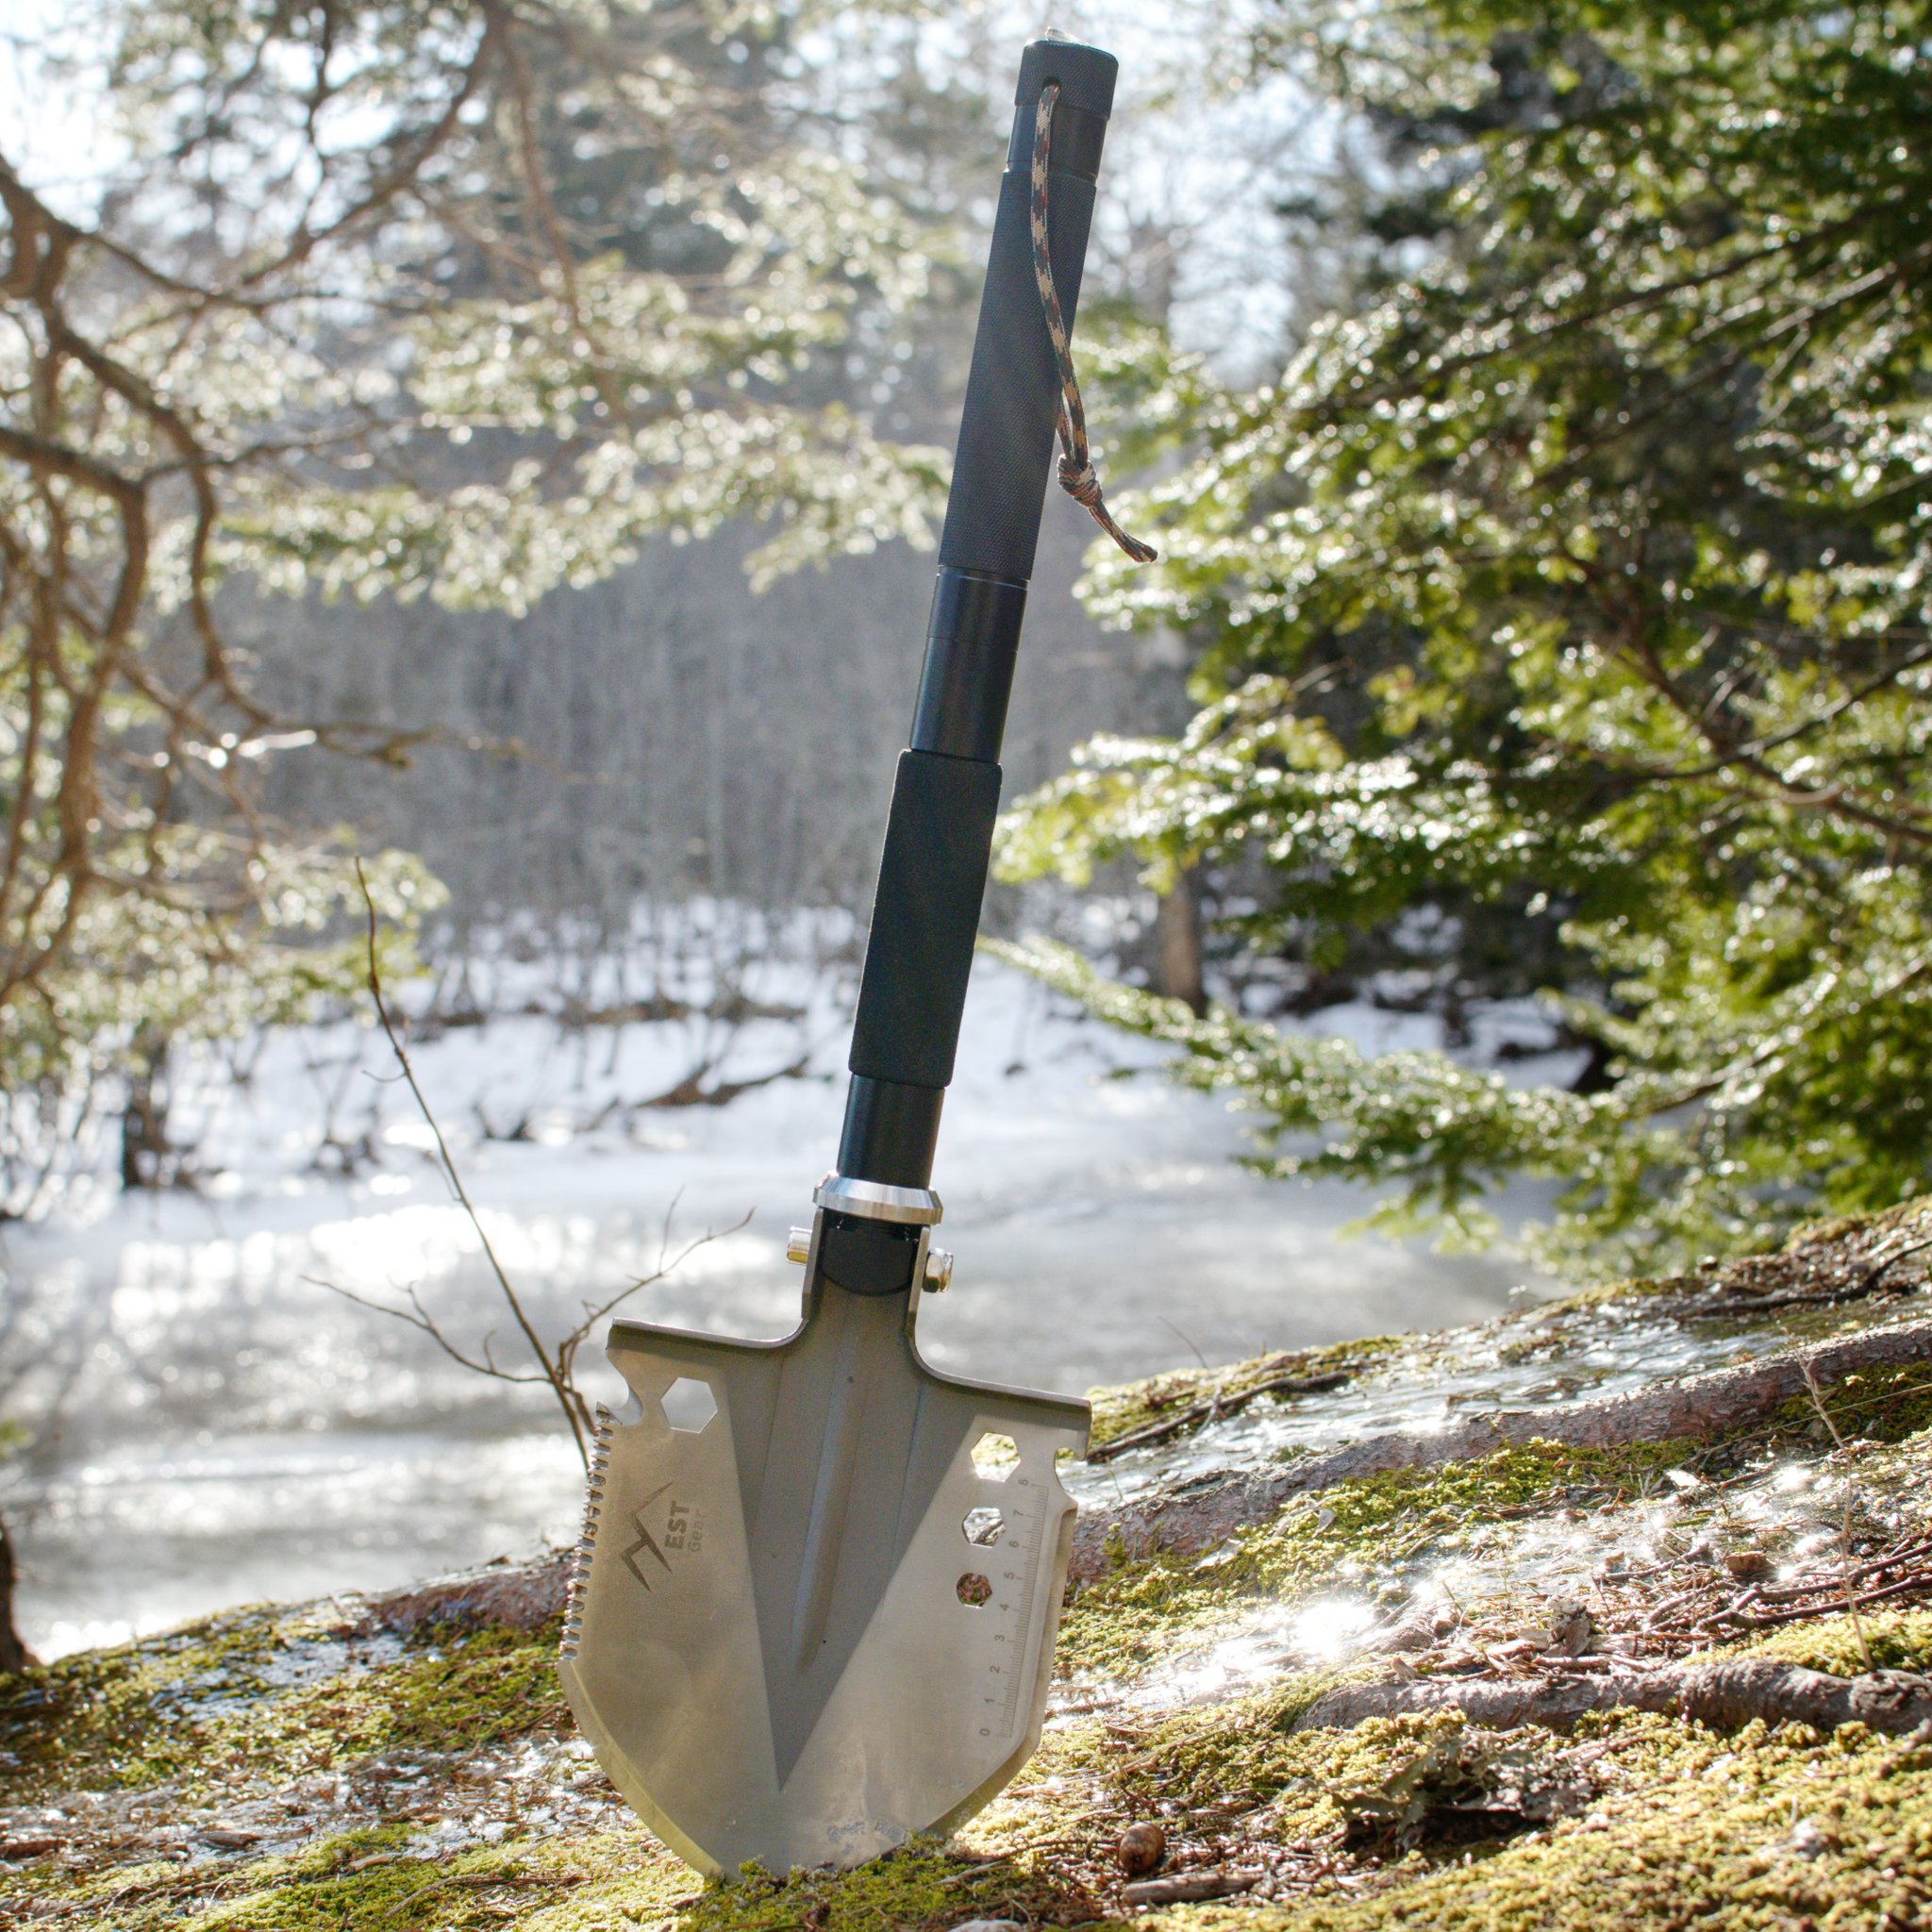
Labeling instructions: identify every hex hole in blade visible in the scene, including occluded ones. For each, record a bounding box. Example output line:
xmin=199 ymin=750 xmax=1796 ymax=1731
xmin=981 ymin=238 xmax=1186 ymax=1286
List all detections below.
xmin=957 ymin=1572 xmax=992 ymax=1608
xmin=962 ymin=1506 xmax=1006 ymax=1546
xmin=660 ymin=1376 xmax=718 ymax=1434
xmin=971 ymin=1431 xmax=1019 ymax=1482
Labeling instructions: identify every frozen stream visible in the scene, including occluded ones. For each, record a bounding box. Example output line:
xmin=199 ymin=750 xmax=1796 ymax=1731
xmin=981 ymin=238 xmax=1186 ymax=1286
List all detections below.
xmin=0 ymin=959 xmax=1557 ymax=1657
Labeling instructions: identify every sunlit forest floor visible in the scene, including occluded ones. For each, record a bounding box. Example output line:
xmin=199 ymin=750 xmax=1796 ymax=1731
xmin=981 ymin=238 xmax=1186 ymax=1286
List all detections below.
xmin=6 ymin=1201 xmax=1932 ymax=1929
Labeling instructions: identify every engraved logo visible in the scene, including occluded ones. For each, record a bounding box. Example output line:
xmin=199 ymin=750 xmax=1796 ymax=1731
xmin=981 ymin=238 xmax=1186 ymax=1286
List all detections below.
xmin=621 ymin=1481 xmax=706 ymax=1589
xmin=622 ymin=1481 xmax=675 ymax=1589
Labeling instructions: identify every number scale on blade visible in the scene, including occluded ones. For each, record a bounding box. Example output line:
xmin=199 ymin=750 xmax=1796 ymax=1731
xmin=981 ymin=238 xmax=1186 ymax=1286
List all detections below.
xmin=971 ymin=1464 xmax=1051 ymax=1740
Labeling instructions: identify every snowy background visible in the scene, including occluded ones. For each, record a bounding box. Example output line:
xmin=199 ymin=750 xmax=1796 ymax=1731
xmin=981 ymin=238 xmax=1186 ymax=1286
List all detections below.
xmin=0 ymin=936 xmax=1559 ymax=1661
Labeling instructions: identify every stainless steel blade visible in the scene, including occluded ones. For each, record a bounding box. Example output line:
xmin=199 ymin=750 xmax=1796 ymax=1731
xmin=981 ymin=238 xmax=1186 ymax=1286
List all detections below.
xmin=558 ymin=1219 xmax=1088 ymax=1874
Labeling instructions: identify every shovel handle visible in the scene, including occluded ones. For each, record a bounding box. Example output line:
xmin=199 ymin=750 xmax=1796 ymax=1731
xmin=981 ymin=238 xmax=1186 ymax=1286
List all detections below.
xmin=835 ymin=38 xmax=1120 ymax=1197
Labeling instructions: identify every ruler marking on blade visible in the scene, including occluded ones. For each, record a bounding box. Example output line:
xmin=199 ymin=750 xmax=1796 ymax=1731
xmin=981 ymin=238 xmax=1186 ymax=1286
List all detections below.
xmin=999 ymin=1467 xmax=1049 ymax=1737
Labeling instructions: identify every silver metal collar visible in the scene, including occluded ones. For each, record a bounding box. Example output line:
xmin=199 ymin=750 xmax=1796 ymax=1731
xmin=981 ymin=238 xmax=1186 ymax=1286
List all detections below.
xmin=812 ymin=1174 xmax=943 ymax=1226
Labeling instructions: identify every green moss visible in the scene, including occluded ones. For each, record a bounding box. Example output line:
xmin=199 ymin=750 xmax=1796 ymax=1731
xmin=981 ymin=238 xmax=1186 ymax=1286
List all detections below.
xmin=1101 ymin=1684 xmax=1439 ymax=1841
xmin=653 ymin=1839 xmax=1108 ymax=1932
xmin=1726 ymin=1607 xmax=1932 ymax=1678
xmin=186 ymin=1835 xmax=654 ymax=1932
xmin=6 ymin=1826 xmax=420 ymax=1932
xmin=217 ymin=1621 xmax=571 ymax=1782
xmin=0 ymin=1610 xmax=566 ymax=1808
xmin=0 ymin=1603 xmax=304 ymax=1796
xmin=1164 ymin=1712 xmax=1932 ymax=1931
xmin=1019 ymin=1702 xmax=1932 ymax=1929
xmin=1769 ymin=1360 xmax=1932 ymax=1445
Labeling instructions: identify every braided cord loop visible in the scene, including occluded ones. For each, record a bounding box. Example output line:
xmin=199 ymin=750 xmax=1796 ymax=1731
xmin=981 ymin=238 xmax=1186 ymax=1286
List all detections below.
xmin=1029 ymin=82 xmax=1157 ymax=565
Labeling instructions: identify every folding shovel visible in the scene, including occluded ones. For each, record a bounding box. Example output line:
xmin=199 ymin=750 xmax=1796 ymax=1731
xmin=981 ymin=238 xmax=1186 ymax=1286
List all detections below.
xmin=558 ymin=35 xmax=1129 ymax=1876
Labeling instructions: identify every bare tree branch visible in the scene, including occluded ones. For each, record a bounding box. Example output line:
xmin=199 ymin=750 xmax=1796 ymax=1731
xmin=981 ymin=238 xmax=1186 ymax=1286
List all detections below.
xmin=356 ymin=858 xmax=588 ymax=1463
xmin=341 ymin=860 xmax=743 ymax=1465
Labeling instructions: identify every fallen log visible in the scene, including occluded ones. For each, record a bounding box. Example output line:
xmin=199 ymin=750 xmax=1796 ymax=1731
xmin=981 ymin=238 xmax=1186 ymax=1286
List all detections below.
xmin=1070 ymin=1316 xmax=1932 ymax=1584
xmin=1293 ymin=1657 xmax=1932 ymax=1740
xmin=358 ymin=1551 xmax=570 ymax=1636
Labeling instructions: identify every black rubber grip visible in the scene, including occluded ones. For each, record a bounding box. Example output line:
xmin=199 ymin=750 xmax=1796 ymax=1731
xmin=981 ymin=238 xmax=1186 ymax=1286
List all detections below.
xmin=847 ymin=751 xmax=1003 ymax=1091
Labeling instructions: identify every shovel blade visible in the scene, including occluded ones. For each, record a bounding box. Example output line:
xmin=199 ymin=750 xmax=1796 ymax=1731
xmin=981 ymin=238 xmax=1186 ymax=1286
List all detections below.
xmin=558 ymin=1278 xmax=1087 ymax=1875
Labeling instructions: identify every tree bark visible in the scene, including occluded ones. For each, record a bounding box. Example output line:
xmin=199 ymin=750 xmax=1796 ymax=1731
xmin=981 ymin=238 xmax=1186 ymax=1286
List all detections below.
xmin=359 ymin=1550 xmax=570 ymax=1636
xmin=120 ymin=1024 xmax=175 ymax=1191
xmin=1293 ymin=1657 xmax=1932 ymax=1740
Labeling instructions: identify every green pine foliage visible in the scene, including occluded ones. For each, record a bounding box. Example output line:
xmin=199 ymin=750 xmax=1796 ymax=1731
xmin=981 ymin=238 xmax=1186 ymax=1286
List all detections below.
xmin=996 ymin=0 xmax=1932 ymax=1278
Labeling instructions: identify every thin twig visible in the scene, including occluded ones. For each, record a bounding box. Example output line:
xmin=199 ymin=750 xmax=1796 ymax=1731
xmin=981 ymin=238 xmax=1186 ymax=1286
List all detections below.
xmin=344 ymin=862 xmax=742 ymax=1470
xmin=1753 ymin=1535 xmax=1932 ymax=1602
xmin=304 ymin=1274 xmax=550 ymax=1386
xmin=551 ymin=1211 xmax=750 ymax=1397
xmin=1803 ymin=1362 xmax=1874 ymax=1673
xmin=1722 ymin=1570 xmax=1932 ymax=1631
xmin=357 ymin=858 xmax=586 ymax=1465
xmin=1089 ymin=1370 xmax=1353 ymax=1463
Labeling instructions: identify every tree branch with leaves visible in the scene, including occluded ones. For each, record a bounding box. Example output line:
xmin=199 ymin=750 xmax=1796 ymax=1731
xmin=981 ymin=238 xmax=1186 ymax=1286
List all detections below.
xmin=308 ymin=862 xmax=745 ymax=1468
xmin=0 ymin=0 xmax=947 ymax=1207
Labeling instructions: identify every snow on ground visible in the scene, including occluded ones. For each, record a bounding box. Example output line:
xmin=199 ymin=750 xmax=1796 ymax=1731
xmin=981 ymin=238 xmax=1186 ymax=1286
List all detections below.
xmin=0 ymin=948 xmax=1561 ymax=1658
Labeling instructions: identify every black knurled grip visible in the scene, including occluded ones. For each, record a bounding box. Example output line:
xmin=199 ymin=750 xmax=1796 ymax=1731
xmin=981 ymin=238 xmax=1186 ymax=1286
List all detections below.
xmin=847 ymin=751 xmax=1003 ymax=1092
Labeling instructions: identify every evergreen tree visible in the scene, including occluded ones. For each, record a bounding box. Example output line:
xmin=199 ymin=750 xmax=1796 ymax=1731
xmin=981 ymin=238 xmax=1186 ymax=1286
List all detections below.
xmin=998 ymin=0 xmax=1932 ymax=1278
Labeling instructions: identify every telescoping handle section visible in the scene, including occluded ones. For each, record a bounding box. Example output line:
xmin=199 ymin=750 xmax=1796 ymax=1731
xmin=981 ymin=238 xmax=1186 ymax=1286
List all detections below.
xmin=825 ymin=37 xmax=1118 ymax=1216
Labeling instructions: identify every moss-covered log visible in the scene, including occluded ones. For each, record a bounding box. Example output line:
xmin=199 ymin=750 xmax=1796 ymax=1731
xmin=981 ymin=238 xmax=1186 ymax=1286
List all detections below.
xmin=1074 ymin=1312 xmax=1932 ymax=1581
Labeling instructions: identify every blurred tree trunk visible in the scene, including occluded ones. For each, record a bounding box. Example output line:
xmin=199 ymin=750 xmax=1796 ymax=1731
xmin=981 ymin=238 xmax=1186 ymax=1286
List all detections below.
xmin=0 ymin=1511 xmax=28 ymax=1675
xmin=1155 ymin=868 xmax=1206 ymax=1015
xmin=121 ymin=1025 xmax=176 ymax=1192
